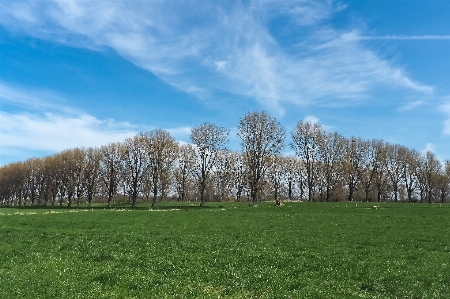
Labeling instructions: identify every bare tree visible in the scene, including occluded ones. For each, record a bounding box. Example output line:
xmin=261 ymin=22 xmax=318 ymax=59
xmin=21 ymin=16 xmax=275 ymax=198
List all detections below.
xmin=281 ymin=156 xmax=297 ymax=201
xmin=317 ymin=132 xmax=346 ymax=202
xmin=100 ymin=142 xmax=124 ymax=207
xmin=25 ymin=157 xmax=44 ymax=206
xmin=73 ymin=148 xmax=86 ymax=207
xmin=291 ymin=121 xmax=323 ymax=202
xmin=84 ymin=147 xmax=101 ymax=206
xmin=384 ymin=143 xmax=406 ymax=202
xmin=142 ymin=129 xmax=178 ymax=207
xmin=213 ymin=150 xmax=234 ymax=202
xmin=228 ymin=151 xmax=247 ymax=202
xmin=421 ymin=151 xmax=443 ymax=203
xmin=0 ymin=162 xmax=29 ymax=206
xmin=237 ymin=111 xmax=285 ymax=207
xmin=402 ymin=148 xmax=420 ymax=202
xmin=439 ymin=160 xmax=450 ymax=203
xmin=436 ymin=171 xmax=450 ymax=203
xmin=174 ymin=144 xmax=196 ymax=202
xmin=42 ymin=155 xmax=60 ymax=206
xmin=267 ymin=155 xmax=287 ymax=205
xmin=122 ymin=134 xmax=148 ymax=207
xmin=342 ymin=137 xmax=367 ymax=202
xmin=54 ymin=150 xmax=78 ymax=207
xmin=190 ymin=122 xmax=229 ymax=206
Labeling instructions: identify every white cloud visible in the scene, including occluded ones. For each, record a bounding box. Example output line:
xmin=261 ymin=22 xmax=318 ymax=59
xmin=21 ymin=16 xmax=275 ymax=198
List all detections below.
xmin=423 ymin=143 xmax=435 ymax=154
xmin=167 ymin=126 xmax=192 ymax=141
xmin=303 ymin=115 xmax=319 ymax=124
xmin=0 ymin=111 xmax=136 ymax=152
xmin=214 ymin=60 xmax=227 ymax=71
xmin=0 ymin=0 xmax=435 ymax=114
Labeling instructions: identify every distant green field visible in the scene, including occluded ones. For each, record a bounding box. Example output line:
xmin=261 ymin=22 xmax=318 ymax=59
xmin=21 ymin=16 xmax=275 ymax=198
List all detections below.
xmin=1 ymin=202 xmax=449 ymax=298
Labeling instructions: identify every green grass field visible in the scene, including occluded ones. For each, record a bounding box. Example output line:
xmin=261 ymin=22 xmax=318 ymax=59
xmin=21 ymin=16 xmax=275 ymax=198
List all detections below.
xmin=1 ymin=202 xmax=449 ymax=298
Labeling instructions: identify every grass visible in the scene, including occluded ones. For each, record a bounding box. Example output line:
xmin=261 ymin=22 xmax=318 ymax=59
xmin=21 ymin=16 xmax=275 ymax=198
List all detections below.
xmin=0 ymin=202 xmax=449 ymax=298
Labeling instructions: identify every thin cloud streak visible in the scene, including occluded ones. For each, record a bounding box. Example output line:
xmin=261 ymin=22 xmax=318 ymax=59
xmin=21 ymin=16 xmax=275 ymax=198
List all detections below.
xmin=397 ymin=100 xmax=425 ymax=112
xmin=348 ymin=35 xmax=450 ymax=40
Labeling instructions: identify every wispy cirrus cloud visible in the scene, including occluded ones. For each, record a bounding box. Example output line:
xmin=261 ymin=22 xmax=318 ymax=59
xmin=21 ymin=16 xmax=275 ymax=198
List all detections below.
xmin=397 ymin=100 xmax=426 ymax=112
xmin=252 ymin=0 xmax=347 ymax=26
xmin=0 ymin=81 xmax=80 ymax=113
xmin=0 ymin=0 xmax=435 ymax=115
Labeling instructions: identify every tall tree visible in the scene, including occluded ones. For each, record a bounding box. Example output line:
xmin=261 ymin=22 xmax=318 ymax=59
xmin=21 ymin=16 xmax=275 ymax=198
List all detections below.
xmin=422 ymin=151 xmax=442 ymax=203
xmin=84 ymin=147 xmax=101 ymax=206
xmin=143 ymin=129 xmax=178 ymax=207
xmin=237 ymin=111 xmax=285 ymax=206
xmin=25 ymin=157 xmax=44 ymax=206
xmin=384 ymin=143 xmax=406 ymax=202
xmin=213 ymin=150 xmax=234 ymax=202
xmin=190 ymin=122 xmax=229 ymax=207
xmin=268 ymin=155 xmax=288 ymax=205
xmin=72 ymin=148 xmax=86 ymax=207
xmin=228 ymin=151 xmax=247 ymax=202
xmin=342 ymin=137 xmax=367 ymax=202
xmin=291 ymin=121 xmax=323 ymax=202
xmin=402 ymin=147 xmax=420 ymax=202
xmin=122 ymin=134 xmax=148 ymax=207
xmin=440 ymin=160 xmax=450 ymax=203
xmin=43 ymin=155 xmax=60 ymax=206
xmin=174 ymin=144 xmax=196 ymax=202
xmin=317 ymin=131 xmax=346 ymax=202
xmin=100 ymin=142 xmax=124 ymax=207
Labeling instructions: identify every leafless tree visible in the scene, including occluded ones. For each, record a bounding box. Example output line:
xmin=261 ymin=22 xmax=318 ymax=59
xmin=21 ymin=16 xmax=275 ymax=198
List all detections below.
xmin=291 ymin=121 xmax=323 ymax=202
xmin=384 ymin=143 xmax=406 ymax=202
xmin=267 ymin=155 xmax=288 ymax=204
xmin=316 ymin=131 xmax=346 ymax=202
xmin=419 ymin=151 xmax=443 ymax=203
xmin=213 ymin=150 xmax=234 ymax=202
xmin=122 ymin=134 xmax=148 ymax=207
xmin=237 ymin=111 xmax=285 ymax=206
xmin=227 ymin=151 xmax=247 ymax=202
xmin=100 ymin=142 xmax=124 ymax=207
xmin=190 ymin=122 xmax=229 ymax=206
xmin=342 ymin=137 xmax=367 ymax=202
xmin=72 ymin=148 xmax=86 ymax=207
xmin=402 ymin=148 xmax=420 ymax=202
xmin=84 ymin=147 xmax=101 ymax=206
xmin=142 ymin=129 xmax=178 ymax=207
xmin=174 ymin=144 xmax=196 ymax=202
xmin=0 ymin=162 xmax=29 ymax=206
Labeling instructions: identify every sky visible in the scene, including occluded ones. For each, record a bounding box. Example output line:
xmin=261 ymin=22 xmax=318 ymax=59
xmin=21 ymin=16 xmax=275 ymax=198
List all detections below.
xmin=0 ymin=0 xmax=449 ymax=165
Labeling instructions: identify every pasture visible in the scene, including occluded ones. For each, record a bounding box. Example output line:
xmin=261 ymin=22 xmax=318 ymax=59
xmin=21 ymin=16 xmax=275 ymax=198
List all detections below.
xmin=0 ymin=202 xmax=449 ymax=298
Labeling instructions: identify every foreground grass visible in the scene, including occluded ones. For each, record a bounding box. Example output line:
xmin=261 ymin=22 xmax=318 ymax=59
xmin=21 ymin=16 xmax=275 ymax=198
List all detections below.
xmin=0 ymin=202 xmax=449 ymax=298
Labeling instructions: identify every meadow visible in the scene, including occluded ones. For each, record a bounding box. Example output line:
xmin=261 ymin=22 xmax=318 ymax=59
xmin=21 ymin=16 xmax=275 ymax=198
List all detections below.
xmin=0 ymin=202 xmax=449 ymax=298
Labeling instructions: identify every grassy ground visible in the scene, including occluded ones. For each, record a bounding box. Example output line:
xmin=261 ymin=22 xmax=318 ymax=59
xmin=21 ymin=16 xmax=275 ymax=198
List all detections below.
xmin=0 ymin=202 xmax=449 ymax=298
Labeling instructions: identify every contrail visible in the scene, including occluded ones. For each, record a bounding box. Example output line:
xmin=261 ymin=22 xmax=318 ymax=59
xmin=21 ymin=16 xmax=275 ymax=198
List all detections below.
xmin=351 ymin=35 xmax=450 ymax=40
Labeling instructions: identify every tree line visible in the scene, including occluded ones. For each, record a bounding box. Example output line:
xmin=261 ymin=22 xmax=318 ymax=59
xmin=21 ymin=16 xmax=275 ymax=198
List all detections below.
xmin=1 ymin=111 xmax=449 ymax=207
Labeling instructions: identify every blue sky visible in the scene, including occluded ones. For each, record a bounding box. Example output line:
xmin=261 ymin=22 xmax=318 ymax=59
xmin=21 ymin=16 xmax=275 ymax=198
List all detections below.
xmin=1 ymin=0 xmax=449 ymax=165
